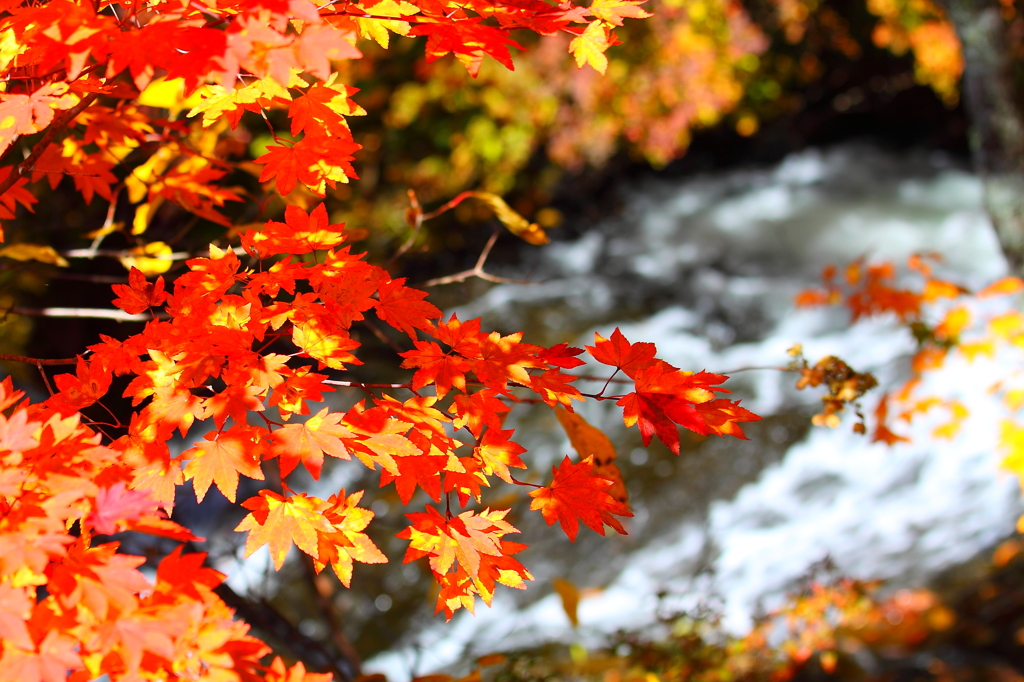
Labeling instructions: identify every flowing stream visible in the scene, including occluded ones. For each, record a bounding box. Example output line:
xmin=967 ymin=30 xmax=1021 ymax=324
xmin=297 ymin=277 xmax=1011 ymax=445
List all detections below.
xmin=359 ymin=142 xmax=1024 ymax=679
xmin=208 ymin=142 xmax=1024 ymax=678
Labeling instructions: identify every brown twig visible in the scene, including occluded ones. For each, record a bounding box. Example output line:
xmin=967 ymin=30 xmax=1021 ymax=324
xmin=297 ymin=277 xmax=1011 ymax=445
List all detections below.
xmin=298 ymin=553 xmax=364 ymax=676
xmin=0 ymin=354 xmax=77 ymax=365
xmin=360 ymin=318 xmax=404 ymax=354
xmin=717 ymin=365 xmax=791 ymax=374
xmin=421 ymin=229 xmax=535 ymax=287
xmin=571 ymin=374 xmax=633 ymax=384
xmin=385 ymin=189 xmax=424 ymax=269
xmin=36 ymin=365 xmax=55 ymax=396
xmin=510 ymin=475 xmax=542 ymax=489
xmin=48 ymin=272 xmax=128 ymax=284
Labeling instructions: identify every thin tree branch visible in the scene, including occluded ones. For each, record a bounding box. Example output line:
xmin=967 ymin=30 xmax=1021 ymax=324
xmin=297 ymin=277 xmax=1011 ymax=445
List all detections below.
xmin=571 ymin=374 xmax=633 ymax=384
xmin=213 ymin=581 xmax=357 ymax=682
xmin=49 ymin=272 xmax=128 ymax=284
xmin=36 ymin=365 xmax=55 ymax=396
xmin=509 ymin=475 xmax=542 ymax=488
xmin=360 ymin=318 xmax=404 ymax=354
xmin=298 ymin=553 xmax=364 ymax=676
xmin=716 ymin=365 xmax=790 ymax=374
xmin=421 ymin=228 xmax=536 ymax=287
xmin=0 ymin=354 xmax=77 ymax=365
xmin=385 ymin=189 xmax=424 ymax=269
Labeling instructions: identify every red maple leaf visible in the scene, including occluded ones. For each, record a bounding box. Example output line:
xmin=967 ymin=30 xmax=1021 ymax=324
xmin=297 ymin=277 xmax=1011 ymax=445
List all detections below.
xmin=449 ymin=389 xmax=510 ymax=438
xmin=288 ymin=82 xmax=361 ymax=137
xmin=586 ymin=328 xmax=657 ymax=376
xmin=256 ymin=135 xmax=360 ymax=196
xmin=616 ymin=365 xmax=733 ymax=454
xmin=111 ymin=267 xmax=167 ymax=315
xmin=49 ymin=356 xmax=112 ymax=412
xmin=401 ymin=341 xmax=471 ymax=397
xmin=374 ymin=278 xmax=440 ymax=341
xmin=529 ymin=455 xmax=632 ymax=541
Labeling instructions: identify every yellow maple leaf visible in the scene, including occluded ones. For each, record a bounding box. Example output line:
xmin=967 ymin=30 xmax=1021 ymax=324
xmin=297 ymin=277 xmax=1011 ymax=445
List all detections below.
xmin=187 ymin=76 xmax=295 ymax=129
xmin=353 ymin=0 xmax=418 ymax=47
xmin=588 ymin=0 xmax=652 ymax=26
xmin=119 ymin=241 xmax=174 ymax=276
xmin=137 ymin=77 xmax=204 ymax=117
xmin=183 ymin=427 xmax=265 ymax=503
xmin=236 ymin=490 xmax=334 ymax=569
xmin=569 ymin=21 xmax=611 ymax=74
xmin=468 ymin=192 xmax=548 ymax=245
xmin=0 ymin=243 xmax=68 ymax=267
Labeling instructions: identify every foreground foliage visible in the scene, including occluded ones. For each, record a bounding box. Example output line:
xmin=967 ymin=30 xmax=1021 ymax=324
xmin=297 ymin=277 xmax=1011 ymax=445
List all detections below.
xmin=0 ymin=0 xmax=771 ymax=677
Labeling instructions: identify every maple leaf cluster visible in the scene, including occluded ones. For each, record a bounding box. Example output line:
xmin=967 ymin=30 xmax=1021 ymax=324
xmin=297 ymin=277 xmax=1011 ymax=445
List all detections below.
xmin=0 ymin=0 xmax=765 ymax=676
xmin=0 ymin=0 xmax=656 ymax=249
xmin=0 ymin=376 xmax=325 ymax=682
xmin=586 ymin=329 xmax=761 ymax=454
xmin=0 ymin=197 xmax=761 ymax=678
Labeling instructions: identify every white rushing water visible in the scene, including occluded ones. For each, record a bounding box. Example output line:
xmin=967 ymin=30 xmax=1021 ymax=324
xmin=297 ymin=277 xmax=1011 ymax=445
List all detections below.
xmin=365 ymin=143 xmax=1024 ymax=680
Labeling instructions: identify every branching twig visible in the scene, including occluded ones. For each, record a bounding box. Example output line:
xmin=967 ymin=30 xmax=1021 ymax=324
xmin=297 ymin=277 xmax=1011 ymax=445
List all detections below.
xmin=571 ymin=374 xmax=633 ymax=384
xmin=510 ymin=475 xmax=542 ymax=488
xmin=385 ymin=189 xmax=424 ymax=269
xmin=49 ymin=272 xmax=128 ymax=284
xmin=298 ymin=553 xmax=364 ymax=676
xmin=717 ymin=365 xmax=790 ymax=374
xmin=421 ymin=229 xmax=535 ymax=287
xmin=360 ymin=318 xmax=404 ymax=354
xmin=212 ymin=580 xmax=357 ymax=682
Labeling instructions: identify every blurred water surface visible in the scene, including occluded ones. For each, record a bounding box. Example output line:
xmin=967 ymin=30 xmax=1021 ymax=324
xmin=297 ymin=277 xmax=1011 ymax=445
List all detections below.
xmin=234 ymin=143 xmax=1024 ymax=677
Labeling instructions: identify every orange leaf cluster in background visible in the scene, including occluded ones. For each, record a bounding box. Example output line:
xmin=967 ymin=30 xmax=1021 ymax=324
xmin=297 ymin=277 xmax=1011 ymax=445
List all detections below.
xmin=795 ymin=255 xmax=1024 ymax=512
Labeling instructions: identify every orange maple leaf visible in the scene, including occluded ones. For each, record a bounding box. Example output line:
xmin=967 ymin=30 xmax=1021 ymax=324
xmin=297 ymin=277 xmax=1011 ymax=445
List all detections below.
xmin=399 ymin=506 xmax=514 ymax=579
xmin=50 ymin=356 xmax=112 ymax=412
xmin=374 ymin=277 xmax=440 ymax=341
xmin=182 ymin=425 xmax=266 ymax=503
xmin=473 ymin=427 xmax=527 ymax=484
xmin=268 ymin=407 xmax=354 ymax=479
xmin=111 ymin=267 xmax=167 ymax=315
xmin=400 ymin=341 xmax=471 ymax=397
xmin=529 ymin=455 xmax=632 ymax=541
xmin=586 ymin=328 xmax=657 ymax=376
xmin=312 ymin=490 xmax=387 ymax=586
xmin=235 ymin=490 xmax=333 ymax=569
